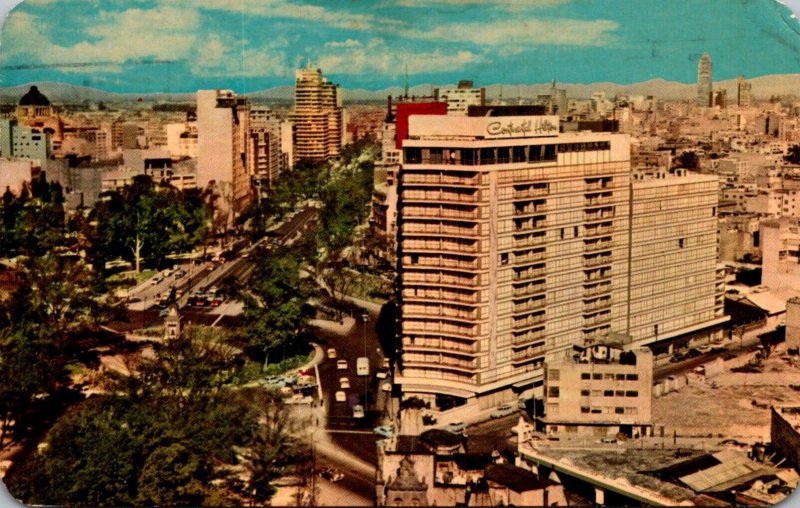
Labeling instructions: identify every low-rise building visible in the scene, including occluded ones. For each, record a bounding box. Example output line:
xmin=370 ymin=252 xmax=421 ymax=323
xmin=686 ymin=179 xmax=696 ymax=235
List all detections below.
xmin=540 ymin=341 xmax=653 ymax=438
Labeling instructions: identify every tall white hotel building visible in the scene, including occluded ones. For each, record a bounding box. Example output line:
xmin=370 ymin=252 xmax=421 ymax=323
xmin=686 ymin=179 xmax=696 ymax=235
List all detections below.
xmin=394 ymin=113 xmax=727 ymax=415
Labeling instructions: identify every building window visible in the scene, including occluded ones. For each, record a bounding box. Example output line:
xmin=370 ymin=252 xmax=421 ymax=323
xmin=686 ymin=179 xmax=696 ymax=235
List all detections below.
xmin=590 ymin=408 xmax=602 ymax=414
xmin=581 ymin=373 xmax=591 ymax=380
xmin=603 ymin=390 xmax=614 ymax=397
xmin=548 ymin=386 xmax=560 ymax=398
xmin=548 ymin=369 xmax=559 ymax=381
xmin=626 ymin=374 xmax=639 ymax=381
xmin=615 ymin=407 xmax=625 ymax=414
xmin=615 ymin=374 xmax=625 ymax=381
xmin=593 ymin=373 xmax=603 ymax=380
xmin=580 ymin=389 xmax=590 ymax=397
xmin=678 ymin=238 xmax=685 ymax=248
xmin=625 ymin=390 xmax=638 ymax=397
xmin=500 ymin=253 xmax=509 ymax=265
xmin=580 ymin=406 xmax=590 ymax=414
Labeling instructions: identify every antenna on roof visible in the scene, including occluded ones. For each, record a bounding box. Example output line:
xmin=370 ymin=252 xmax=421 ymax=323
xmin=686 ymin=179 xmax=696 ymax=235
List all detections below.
xmin=404 ymin=64 xmax=409 ymax=98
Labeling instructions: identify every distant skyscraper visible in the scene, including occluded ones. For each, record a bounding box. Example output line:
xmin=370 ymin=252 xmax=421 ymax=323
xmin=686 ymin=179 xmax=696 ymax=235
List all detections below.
xmin=696 ymin=53 xmax=713 ymax=107
xmin=434 ymin=80 xmax=485 ymax=115
xmin=737 ymin=75 xmax=753 ymax=107
xmin=291 ymin=65 xmax=343 ymax=163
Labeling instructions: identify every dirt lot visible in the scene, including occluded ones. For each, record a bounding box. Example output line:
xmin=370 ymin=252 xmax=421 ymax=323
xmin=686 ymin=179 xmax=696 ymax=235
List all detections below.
xmin=652 ymin=351 xmax=800 ymax=442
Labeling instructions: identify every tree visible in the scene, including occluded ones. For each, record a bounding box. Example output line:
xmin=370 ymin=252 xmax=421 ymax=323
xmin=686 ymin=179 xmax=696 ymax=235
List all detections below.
xmin=676 ymin=151 xmax=699 ymax=170
xmin=786 ymin=144 xmax=800 ymax=165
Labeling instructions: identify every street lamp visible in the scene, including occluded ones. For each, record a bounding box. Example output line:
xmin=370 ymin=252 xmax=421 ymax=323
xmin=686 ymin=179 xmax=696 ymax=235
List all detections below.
xmin=362 ymin=312 xmax=369 ymax=407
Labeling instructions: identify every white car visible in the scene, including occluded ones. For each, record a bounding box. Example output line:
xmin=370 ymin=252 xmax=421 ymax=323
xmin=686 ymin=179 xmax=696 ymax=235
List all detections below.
xmin=335 ymin=390 xmax=346 ymax=402
xmin=327 ymin=348 xmax=337 ymax=359
xmin=353 ymin=405 xmax=365 ymax=418
xmin=376 ymin=370 xmax=388 ymax=379
xmin=339 ymin=377 xmax=350 ymax=389
xmin=336 ymin=359 xmax=348 ymax=370
xmin=490 ymin=404 xmax=516 ymax=419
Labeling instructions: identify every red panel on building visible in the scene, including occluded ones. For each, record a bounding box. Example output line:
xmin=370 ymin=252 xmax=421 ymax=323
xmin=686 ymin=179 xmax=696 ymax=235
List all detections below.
xmin=395 ymin=102 xmax=447 ymax=149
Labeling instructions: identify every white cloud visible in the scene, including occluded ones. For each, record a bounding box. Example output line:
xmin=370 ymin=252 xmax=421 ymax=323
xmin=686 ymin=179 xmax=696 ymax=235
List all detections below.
xmin=403 ymin=17 xmax=618 ymax=49
xmin=397 ymin=0 xmax=572 ymax=8
xmin=1 ymin=5 xmax=201 ymax=72
xmin=325 ymin=39 xmax=363 ymax=49
xmin=316 ymin=37 xmax=479 ymax=76
xmin=194 ymin=0 xmax=400 ymax=31
xmin=192 ymin=33 xmax=288 ymax=78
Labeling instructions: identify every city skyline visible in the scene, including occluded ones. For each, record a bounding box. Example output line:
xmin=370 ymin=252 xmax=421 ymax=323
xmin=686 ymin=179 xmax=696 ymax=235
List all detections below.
xmin=1 ymin=0 xmax=800 ymax=93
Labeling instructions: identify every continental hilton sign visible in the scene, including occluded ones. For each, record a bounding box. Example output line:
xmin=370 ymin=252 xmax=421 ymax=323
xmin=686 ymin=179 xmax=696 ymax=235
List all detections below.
xmin=407 ymin=115 xmax=560 ymax=140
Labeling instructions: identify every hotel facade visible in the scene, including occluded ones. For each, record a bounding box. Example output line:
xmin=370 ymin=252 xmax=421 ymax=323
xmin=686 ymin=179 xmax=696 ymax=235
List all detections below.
xmin=394 ymin=114 xmax=726 ymax=415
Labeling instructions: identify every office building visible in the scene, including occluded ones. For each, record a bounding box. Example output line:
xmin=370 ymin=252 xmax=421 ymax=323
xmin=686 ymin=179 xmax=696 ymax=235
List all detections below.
xmin=737 ymin=75 xmax=754 ymax=108
xmin=248 ymin=107 xmax=283 ymax=196
xmin=540 ymin=342 xmax=653 ymax=437
xmin=394 ymin=114 xmax=725 ymax=417
xmin=697 ymin=53 xmax=713 ymax=107
xmin=196 ymin=89 xmax=251 ymax=214
xmin=0 ymin=118 xmax=51 ymax=163
xmin=434 ymin=81 xmax=485 ymax=115
xmin=291 ymin=66 xmax=343 ymax=163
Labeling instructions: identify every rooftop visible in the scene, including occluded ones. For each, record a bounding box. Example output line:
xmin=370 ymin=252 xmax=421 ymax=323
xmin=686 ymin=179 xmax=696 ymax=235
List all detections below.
xmin=484 ymin=463 xmax=557 ymax=492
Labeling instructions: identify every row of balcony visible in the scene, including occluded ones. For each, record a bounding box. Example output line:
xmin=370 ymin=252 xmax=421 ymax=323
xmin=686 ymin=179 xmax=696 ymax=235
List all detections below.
xmin=513 ymin=185 xmax=549 ymax=200
xmin=402 ymin=288 xmax=479 ymax=304
xmin=514 ymin=218 xmax=548 ymax=232
xmin=584 ymin=313 xmax=612 ymax=328
xmin=404 ymin=322 xmax=478 ymax=338
xmin=584 ymin=283 xmax=612 ymax=297
xmin=585 ymin=269 xmax=612 ymax=283
xmin=404 ymin=356 xmax=479 ymax=371
xmin=403 ymin=206 xmax=479 ymax=221
xmin=514 ymin=234 xmax=547 ymax=249
xmin=404 ymin=239 xmax=481 ymax=254
xmin=585 ymin=195 xmax=614 ymax=207
xmin=585 ymin=225 xmax=614 ymax=237
xmin=404 ymin=189 xmax=481 ymax=204
xmin=585 ymin=255 xmax=613 ymax=268
xmin=403 ymin=223 xmax=480 ymax=237
xmin=403 ymin=304 xmax=479 ymax=321
xmin=584 ymin=240 xmax=614 ymax=252
xmin=402 ymin=340 xmax=478 ymax=355
xmin=513 ymin=313 xmax=546 ymax=331
xmin=585 ymin=210 xmax=616 ymax=222
xmin=512 ymin=329 xmax=545 ymax=347
xmin=583 ymin=298 xmax=612 ymax=312
xmin=402 ymin=173 xmax=481 ymax=187
xmin=513 ymin=297 xmax=546 ymax=314
xmin=515 ymin=250 xmax=547 ymax=265
xmin=512 ymin=346 xmax=546 ymax=364
xmin=514 ymin=202 xmax=548 ymax=216
xmin=514 ymin=282 xmax=547 ymax=297
xmin=514 ymin=266 xmax=547 ymax=281
xmin=406 ymin=256 xmax=481 ymax=271
xmin=403 ymin=272 xmax=478 ymax=287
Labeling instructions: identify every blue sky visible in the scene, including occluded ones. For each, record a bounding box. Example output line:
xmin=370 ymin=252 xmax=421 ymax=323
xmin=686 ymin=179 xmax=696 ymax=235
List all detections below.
xmin=0 ymin=0 xmax=799 ymax=93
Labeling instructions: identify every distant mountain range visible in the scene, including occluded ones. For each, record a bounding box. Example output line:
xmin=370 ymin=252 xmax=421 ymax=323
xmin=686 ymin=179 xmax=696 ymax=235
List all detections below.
xmin=1 ymin=74 xmax=798 ymax=104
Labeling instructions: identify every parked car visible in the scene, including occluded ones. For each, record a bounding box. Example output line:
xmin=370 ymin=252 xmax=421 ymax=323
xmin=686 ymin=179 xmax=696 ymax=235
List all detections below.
xmin=319 ymin=467 xmax=344 ymax=482
xmin=158 ymin=308 xmax=170 ymax=317
xmin=339 ymin=377 xmax=350 ymax=389
xmin=490 ymin=404 xmax=516 ymax=419
xmin=669 ymin=353 xmax=685 ymax=363
xmin=337 ymin=360 xmax=348 ymax=370
xmin=327 ymin=348 xmax=337 ymax=359
xmin=376 ymin=370 xmax=388 ymax=379
xmin=381 ymin=381 xmax=392 ymax=392
xmin=373 ymin=425 xmax=394 ymax=438
xmin=445 ymin=421 xmax=465 ymax=434
xmin=335 ymin=391 xmax=346 ymax=402
xmin=600 ymin=436 xmax=617 ymax=443
xmin=352 ymin=405 xmax=365 ymax=418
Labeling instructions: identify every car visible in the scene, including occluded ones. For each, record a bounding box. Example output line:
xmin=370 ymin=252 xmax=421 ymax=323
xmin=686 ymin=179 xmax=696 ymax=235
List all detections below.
xmin=490 ymin=404 xmax=516 ymax=419
xmin=352 ymin=405 xmax=365 ymax=418
xmin=693 ymin=366 xmax=706 ymax=375
xmin=382 ymin=358 xmax=390 ymax=369
xmin=339 ymin=377 xmax=350 ymax=389
xmin=373 ymin=425 xmax=394 ymax=438
xmin=445 ymin=421 xmax=465 ymax=434
xmin=337 ymin=360 xmax=348 ymax=370
xmin=209 ymin=296 xmax=223 ymax=307
xmin=335 ymin=391 xmax=346 ymax=402
xmin=669 ymin=353 xmax=685 ymax=363
xmin=175 ymin=289 xmax=184 ymax=299
xmin=127 ymin=296 xmax=143 ymax=304
xmin=600 ymin=436 xmax=617 ymax=443
xmin=150 ymin=275 xmax=163 ymax=285
xmin=159 ymin=308 xmax=170 ymax=317
xmin=327 ymin=348 xmax=337 ymax=359
xmin=376 ymin=370 xmax=388 ymax=379
xmin=263 ymin=376 xmax=286 ymax=388
xmin=381 ymin=381 xmax=392 ymax=392
xmin=318 ymin=467 xmax=344 ymax=482
xmin=686 ymin=348 xmax=702 ymax=359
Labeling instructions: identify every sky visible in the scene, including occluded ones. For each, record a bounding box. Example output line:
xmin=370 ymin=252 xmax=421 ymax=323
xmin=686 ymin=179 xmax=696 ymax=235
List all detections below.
xmin=0 ymin=0 xmax=799 ymax=93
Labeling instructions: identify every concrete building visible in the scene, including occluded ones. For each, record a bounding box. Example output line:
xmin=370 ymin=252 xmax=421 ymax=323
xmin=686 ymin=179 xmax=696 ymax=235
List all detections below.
xmin=540 ymin=342 xmax=653 ymax=437
xmin=697 ymin=53 xmax=713 ymax=108
xmin=165 ymin=121 xmax=198 ymax=159
xmin=738 ymin=75 xmax=754 ymax=108
xmin=248 ymin=107 xmax=282 ymax=196
xmin=15 ymin=86 xmax=63 ymax=150
xmin=196 ymin=89 xmax=251 ymax=214
xmin=0 ymin=158 xmax=39 ymax=195
xmin=394 ymin=114 xmax=726 ymax=418
xmin=434 ymin=80 xmax=486 ymax=116
xmin=291 ymin=66 xmax=343 ymax=163
xmin=786 ymin=298 xmax=800 ymax=349
xmin=761 ymin=218 xmax=800 ymax=291
xmin=0 ymin=118 xmax=51 ymax=164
